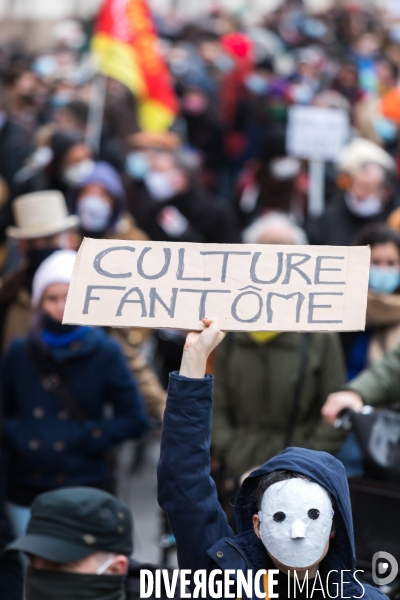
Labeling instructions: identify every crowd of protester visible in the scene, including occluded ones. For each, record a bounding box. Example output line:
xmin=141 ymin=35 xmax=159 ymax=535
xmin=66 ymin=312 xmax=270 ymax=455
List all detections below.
xmin=1 ymin=0 xmax=400 ymax=598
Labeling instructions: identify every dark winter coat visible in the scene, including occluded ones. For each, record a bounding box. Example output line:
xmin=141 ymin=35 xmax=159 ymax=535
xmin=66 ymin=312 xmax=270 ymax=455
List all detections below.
xmin=212 ymin=332 xmax=347 ymax=477
xmin=127 ymin=181 xmax=240 ymax=244
xmin=2 ymin=327 xmax=149 ymax=497
xmin=0 ymin=118 xmax=32 ymax=190
xmin=158 ymin=373 xmax=387 ymax=600
xmin=306 ymin=194 xmax=399 ymax=246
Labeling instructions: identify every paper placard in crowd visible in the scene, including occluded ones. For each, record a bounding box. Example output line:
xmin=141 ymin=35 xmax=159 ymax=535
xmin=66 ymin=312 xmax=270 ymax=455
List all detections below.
xmin=63 ymin=239 xmax=370 ymax=332
xmin=387 ymin=0 xmax=400 ymax=18
xmin=286 ymin=106 xmax=350 ymax=162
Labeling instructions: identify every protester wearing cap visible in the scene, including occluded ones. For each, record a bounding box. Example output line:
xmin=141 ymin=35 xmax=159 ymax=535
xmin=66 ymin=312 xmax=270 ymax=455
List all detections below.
xmin=1 ymin=249 xmax=149 ymax=539
xmin=0 ymin=190 xmax=78 ymax=354
xmin=69 ymin=161 xmax=167 ymax=421
xmin=6 ymin=487 xmax=132 ymax=600
xmin=6 ymin=486 xmax=178 ymax=600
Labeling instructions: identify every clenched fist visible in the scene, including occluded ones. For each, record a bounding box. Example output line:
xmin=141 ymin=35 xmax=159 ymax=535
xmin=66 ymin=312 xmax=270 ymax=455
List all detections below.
xmin=180 ymin=318 xmax=226 ymax=379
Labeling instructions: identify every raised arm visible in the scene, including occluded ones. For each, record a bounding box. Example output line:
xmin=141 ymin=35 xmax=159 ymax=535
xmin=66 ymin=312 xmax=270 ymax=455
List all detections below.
xmin=157 ymin=318 xmax=233 ymax=572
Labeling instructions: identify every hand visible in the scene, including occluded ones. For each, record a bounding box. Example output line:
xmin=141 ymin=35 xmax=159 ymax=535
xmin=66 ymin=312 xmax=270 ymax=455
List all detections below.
xmin=321 ymin=391 xmax=364 ymax=425
xmin=180 ymin=318 xmax=226 ymax=379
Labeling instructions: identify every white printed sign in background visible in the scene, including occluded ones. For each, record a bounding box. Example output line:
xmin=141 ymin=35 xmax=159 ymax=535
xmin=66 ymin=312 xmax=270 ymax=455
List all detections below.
xmin=286 ymin=106 xmax=350 ymax=162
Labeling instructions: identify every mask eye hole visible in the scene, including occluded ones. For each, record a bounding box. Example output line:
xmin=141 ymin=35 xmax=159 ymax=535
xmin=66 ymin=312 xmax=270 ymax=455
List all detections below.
xmin=273 ymin=511 xmax=286 ymax=523
xmin=308 ymin=509 xmax=320 ymax=520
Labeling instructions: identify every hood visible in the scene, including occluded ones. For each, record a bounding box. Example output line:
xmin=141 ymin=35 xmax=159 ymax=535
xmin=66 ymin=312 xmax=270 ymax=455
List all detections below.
xmin=69 ymin=161 xmax=127 ymax=230
xmin=235 ymin=447 xmax=356 ymax=572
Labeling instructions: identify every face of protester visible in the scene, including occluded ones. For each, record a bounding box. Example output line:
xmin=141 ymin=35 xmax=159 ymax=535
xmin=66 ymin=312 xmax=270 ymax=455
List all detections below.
xmin=369 ymin=242 xmax=400 ymax=294
xmin=145 ymin=152 xmax=189 ymax=201
xmin=257 ymin=225 xmax=298 ymax=246
xmin=11 ymin=70 xmax=38 ymax=107
xmin=76 ymin=183 xmax=114 ymax=233
xmin=28 ymin=552 xmax=128 ymax=575
xmin=349 ymin=164 xmax=386 ymax=204
xmin=61 ymin=143 xmax=94 ymax=186
xmin=41 ymin=282 xmax=69 ymax=322
xmin=371 ymin=243 xmax=400 ymax=268
xmin=18 ymin=233 xmax=67 ymax=255
xmin=182 ymin=90 xmax=209 ymax=116
xmin=252 ymin=479 xmax=334 ymax=573
xmin=376 ymin=60 xmax=397 ymax=94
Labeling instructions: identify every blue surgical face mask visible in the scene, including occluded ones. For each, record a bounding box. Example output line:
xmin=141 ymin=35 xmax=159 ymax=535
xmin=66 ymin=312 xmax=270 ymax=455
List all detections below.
xmin=244 ymin=73 xmax=269 ymax=96
xmin=291 ymin=83 xmax=315 ymax=104
xmin=33 ymin=55 xmax=58 ymax=78
xmin=373 ymin=116 xmax=398 ymax=142
xmin=369 ymin=265 xmax=400 ymax=295
xmin=126 ymin=152 xmax=149 ymax=180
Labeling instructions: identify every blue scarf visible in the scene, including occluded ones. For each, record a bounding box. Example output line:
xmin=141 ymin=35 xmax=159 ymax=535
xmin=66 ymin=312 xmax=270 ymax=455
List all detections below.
xmin=41 ymin=326 xmax=90 ymax=348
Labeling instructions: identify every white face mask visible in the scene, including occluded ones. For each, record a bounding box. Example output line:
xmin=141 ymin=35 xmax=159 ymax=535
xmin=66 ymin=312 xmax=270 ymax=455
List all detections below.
xmin=145 ymin=170 xmax=176 ymax=202
xmin=345 ymin=192 xmax=383 ymax=218
xmin=77 ymin=195 xmax=112 ymax=232
xmin=63 ymin=159 xmax=95 ymax=186
xmin=258 ymin=478 xmax=334 ymax=569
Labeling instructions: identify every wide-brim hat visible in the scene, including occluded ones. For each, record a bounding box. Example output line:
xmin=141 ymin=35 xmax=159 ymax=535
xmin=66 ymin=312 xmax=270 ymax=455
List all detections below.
xmin=6 ymin=190 xmax=79 ymax=240
xmin=6 ymin=534 xmax=95 ymax=564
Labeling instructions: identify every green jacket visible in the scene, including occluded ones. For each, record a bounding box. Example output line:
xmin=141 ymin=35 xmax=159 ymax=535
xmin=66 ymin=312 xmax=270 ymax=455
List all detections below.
xmin=211 ymin=332 xmax=347 ymax=477
xmin=349 ymin=343 xmax=400 ymax=405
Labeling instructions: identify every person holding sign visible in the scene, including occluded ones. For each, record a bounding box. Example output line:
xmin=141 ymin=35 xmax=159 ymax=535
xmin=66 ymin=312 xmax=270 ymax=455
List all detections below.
xmin=1 ymin=250 xmax=149 ymax=536
xmin=211 ymin=213 xmax=347 ymax=479
xmin=157 ymin=318 xmax=385 ymax=600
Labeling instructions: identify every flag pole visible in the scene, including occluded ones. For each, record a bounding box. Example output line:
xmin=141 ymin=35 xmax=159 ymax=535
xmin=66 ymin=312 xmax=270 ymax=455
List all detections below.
xmin=85 ymin=74 xmax=107 ymax=157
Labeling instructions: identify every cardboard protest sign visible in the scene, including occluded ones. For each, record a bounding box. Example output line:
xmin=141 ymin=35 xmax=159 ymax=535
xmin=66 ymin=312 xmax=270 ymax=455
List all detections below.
xmin=63 ymin=239 xmax=370 ymax=332
xmin=286 ymin=106 xmax=350 ymax=162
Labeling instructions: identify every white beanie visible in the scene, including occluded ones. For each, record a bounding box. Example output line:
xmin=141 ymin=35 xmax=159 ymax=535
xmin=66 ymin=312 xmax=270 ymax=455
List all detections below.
xmin=32 ymin=249 xmax=77 ymax=308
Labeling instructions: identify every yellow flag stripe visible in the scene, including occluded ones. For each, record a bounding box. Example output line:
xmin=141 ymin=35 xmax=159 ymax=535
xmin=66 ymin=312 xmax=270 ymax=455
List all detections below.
xmin=92 ymin=33 xmax=146 ymax=96
xmin=138 ymin=98 xmax=176 ymax=132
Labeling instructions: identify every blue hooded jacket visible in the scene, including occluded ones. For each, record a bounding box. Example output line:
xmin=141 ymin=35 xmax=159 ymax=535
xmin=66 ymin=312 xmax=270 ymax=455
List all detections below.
xmin=158 ymin=373 xmax=387 ymax=600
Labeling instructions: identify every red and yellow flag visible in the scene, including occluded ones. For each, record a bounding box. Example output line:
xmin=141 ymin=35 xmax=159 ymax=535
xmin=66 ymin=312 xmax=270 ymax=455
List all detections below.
xmin=92 ymin=0 xmax=178 ymax=132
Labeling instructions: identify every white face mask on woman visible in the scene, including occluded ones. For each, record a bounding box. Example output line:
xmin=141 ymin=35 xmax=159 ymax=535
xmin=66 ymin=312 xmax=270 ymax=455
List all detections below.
xmin=63 ymin=159 xmax=95 ymax=186
xmin=77 ymin=196 xmax=112 ymax=232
